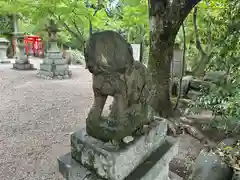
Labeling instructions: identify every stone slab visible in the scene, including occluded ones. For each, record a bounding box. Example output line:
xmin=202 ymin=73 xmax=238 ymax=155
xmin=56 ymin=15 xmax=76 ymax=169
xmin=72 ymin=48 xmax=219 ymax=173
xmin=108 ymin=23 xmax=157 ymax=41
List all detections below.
xmin=58 ymin=137 xmax=178 ymax=180
xmin=42 ymin=58 xmax=67 ymax=65
xmin=125 ymin=137 xmax=178 ymax=180
xmin=131 ymin=44 xmax=141 ymax=61
xmin=12 ymin=63 xmax=35 ymax=70
xmin=47 ymin=52 xmax=63 ymax=59
xmin=71 ymin=120 xmax=168 ymax=180
xmin=169 ymin=171 xmax=183 ymax=180
xmin=40 ymin=63 xmax=54 ymax=72
xmin=40 ymin=63 xmax=69 ymax=73
xmin=54 ymin=59 xmax=68 ymax=65
xmin=42 ymin=58 xmax=54 ymax=65
xmin=55 ymin=64 xmax=69 ymax=72
xmin=189 ymin=150 xmax=233 ymax=180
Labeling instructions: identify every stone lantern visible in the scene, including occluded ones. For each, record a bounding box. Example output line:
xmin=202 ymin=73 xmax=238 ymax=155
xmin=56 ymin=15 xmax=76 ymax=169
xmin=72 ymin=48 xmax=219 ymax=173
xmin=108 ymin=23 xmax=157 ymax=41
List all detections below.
xmin=0 ymin=38 xmax=11 ymax=63
xmin=12 ymin=33 xmax=34 ymax=70
xmin=37 ymin=19 xmax=72 ymax=79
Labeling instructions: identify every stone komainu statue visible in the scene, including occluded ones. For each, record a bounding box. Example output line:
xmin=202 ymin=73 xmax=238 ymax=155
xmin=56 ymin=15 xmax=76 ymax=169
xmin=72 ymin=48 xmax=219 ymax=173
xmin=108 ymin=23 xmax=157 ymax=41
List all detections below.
xmin=84 ymin=30 xmax=153 ymax=143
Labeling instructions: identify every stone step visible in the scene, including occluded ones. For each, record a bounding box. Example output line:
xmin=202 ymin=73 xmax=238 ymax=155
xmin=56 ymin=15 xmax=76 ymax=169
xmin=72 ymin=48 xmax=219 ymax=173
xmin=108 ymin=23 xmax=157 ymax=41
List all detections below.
xmin=71 ymin=120 xmax=168 ymax=180
xmin=58 ymin=137 xmax=178 ymax=180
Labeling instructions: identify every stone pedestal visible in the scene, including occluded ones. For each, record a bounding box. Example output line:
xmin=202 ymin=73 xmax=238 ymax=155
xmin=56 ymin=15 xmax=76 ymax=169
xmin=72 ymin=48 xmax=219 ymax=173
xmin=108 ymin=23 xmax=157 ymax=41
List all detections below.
xmin=0 ymin=38 xmax=11 ymax=64
xmin=58 ymin=118 xmax=179 ymax=180
xmin=37 ymin=41 xmax=72 ymax=79
xmin=12 ymin=34 xmax=34 ymax=70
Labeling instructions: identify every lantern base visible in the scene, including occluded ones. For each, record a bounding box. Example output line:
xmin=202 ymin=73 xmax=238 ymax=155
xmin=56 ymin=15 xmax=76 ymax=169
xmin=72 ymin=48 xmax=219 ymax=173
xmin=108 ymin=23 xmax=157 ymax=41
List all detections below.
xmin=0 ymin=59 xmax=11 ymax=64
xmin=12 ymin=62 xmax=35 ymax=70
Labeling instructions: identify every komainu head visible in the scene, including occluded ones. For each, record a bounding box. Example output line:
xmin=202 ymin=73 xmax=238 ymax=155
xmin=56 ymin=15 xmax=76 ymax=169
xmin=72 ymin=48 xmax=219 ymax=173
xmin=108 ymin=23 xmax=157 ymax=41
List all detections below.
xmin=84 ymin=30 xmax=134 ymax=75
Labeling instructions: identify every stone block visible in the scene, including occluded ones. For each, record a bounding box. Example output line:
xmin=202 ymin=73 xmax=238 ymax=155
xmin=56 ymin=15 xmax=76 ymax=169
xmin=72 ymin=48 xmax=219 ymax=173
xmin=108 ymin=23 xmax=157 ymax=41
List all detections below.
xmin=55 ymin=64 xmax=69 ymax=72
xmin=189 ymin=149 xmax=233 ymax=180
xmin=58 ymin=137 xmax=178 ymax=180
xmin=71 ymin=120 xmax=168 ymax=180
xmin=37 ymin=71 xmax=54 ymax=79
xmin=125 ymin=137 xmax=178 ymax=180
xmin=47 ymin=52 xmax=63 ymax=59
xmin=40 ymin=63 xmax=54 ymax=72
xmin=54 ymin=59 xmax=68 ymax=65
xmin=42 ymin=58 xmax=54 ymax=64
xmin=41 ymin=58 xmax=67 ymax=65
xmin=13 ymin=63 xmax=34 ymax=70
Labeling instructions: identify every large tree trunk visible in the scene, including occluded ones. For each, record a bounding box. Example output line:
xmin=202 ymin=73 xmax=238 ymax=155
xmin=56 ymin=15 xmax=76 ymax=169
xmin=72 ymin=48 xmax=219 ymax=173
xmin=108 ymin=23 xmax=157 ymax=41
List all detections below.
xmin=148 ymin=1 xmax=177 ymax=117
xmin=147 ymin=0 xmax=217 ymax=148
xmin=148 ymin=41 xmax=175 ymax=117
xmin=148 ymin=0 xmax=201 ymax=117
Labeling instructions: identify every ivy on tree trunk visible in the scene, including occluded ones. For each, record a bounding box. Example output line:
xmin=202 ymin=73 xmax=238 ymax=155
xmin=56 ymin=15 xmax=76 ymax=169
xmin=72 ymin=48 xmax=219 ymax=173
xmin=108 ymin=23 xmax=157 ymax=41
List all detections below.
xmin=148 ymin=0 xmax=201 ymax=118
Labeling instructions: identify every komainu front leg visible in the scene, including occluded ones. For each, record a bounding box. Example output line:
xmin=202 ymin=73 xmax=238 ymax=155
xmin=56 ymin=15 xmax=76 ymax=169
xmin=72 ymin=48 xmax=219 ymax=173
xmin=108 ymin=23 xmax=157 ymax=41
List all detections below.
xmin=86 ymin=87 xmax=107 ymax=137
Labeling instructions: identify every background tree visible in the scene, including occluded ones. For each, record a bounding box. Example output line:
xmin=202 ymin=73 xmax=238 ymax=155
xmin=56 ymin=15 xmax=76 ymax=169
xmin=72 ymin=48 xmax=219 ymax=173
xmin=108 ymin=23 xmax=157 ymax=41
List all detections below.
xmin=147 ymin=0 xmax=201 ymax=118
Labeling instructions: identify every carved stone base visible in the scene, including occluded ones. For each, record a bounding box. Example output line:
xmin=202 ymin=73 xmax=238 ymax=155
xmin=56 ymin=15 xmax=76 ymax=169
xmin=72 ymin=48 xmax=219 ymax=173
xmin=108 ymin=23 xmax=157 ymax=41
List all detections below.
xmin=37 ymin=63 xmax=72 ymax=80
xmin=12 ymin=62 xmax=35 ymax=70
xmin=71 ymin=120 xmax=167 ymax=180
xmin=57 ymin=119 xmax=179 ymax=180
xmin=58 ymin=136 xmax=178 ymax=180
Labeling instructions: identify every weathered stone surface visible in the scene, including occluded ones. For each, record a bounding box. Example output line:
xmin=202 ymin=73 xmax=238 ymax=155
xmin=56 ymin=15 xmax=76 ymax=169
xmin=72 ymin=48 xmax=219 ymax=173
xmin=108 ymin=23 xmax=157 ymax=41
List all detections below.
xmin=190 ymin=79 xmax=210 ymax=91
xmin=84 ymin=31 xmax=153 ymax=142
xmin=71 ymin=120 xmax=167 ymax=180
xmin=171 ymin=76 xmax=193 ymax=97
xmin=189 ymin=149 xmax=233 ymax=180
xmin=181 ymin=75 xmax=193 ymax=97
xmin=0 ymin=38 xmax=11 ymax=64
xmin=11 ymin=33 xmax=35 ymax=70
xmin=171 ymin=47 xmax=185 ymax=77
xmin=57 ymin=30 xmax=180 ymax=180
xmin=131 ymin=44 xmax=141 ymax=61
xmin=219 ymin=138 xmax=237 ymax=147
xmin=169 ymin=171 xmax=183 ymax=180
xmin=126 ymin=136 xmax=178 ymax=180
xmin=39 ymin=63 xmax=53 ymax=72
xmin=58 ymin=136 xmax=178 ymax=180
xmin=54 ymin=59 xmax=68 ymax=65
xmin=232 ymin=169 xmax=240 ymax=180
xmin=204 ymin=71 xmax=226 ymax=84
xmin=14 ymin=33 xmax=29 ymax=64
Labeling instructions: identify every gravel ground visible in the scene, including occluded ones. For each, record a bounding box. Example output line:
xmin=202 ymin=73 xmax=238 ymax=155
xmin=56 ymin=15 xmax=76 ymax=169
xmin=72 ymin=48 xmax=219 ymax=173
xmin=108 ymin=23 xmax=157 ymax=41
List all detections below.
xmin=0 ymin=59 xmax=96 ymax=180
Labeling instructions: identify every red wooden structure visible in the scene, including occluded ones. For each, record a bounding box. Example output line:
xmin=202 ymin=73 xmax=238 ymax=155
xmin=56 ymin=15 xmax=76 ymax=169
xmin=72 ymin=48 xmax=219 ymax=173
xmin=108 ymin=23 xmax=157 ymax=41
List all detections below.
xmin=24 ymin=35 xmax=44 ymax=57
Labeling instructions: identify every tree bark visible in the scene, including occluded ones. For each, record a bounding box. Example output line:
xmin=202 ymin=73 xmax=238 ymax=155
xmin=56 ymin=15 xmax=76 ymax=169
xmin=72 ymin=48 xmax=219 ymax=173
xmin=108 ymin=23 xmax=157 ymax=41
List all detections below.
xmin=148 ymin=0 xmax=175 ymax=117
xmin=148 ymin=0 xmax=201 ymax=117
